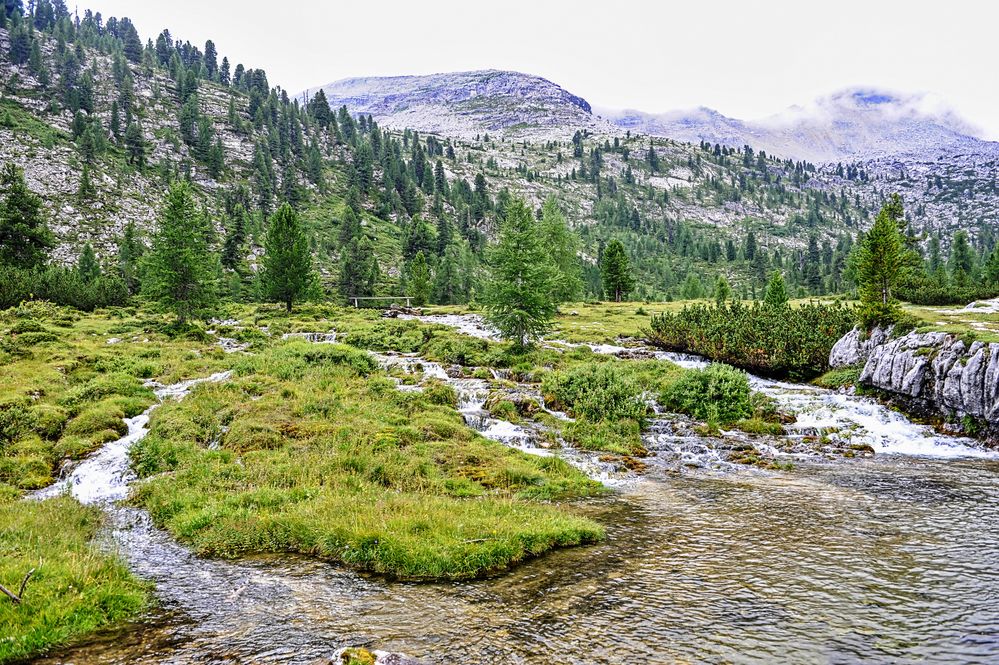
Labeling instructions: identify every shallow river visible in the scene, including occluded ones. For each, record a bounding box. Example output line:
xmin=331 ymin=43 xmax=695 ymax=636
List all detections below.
xmin=32 ymin=316 xmax=999 ymax=664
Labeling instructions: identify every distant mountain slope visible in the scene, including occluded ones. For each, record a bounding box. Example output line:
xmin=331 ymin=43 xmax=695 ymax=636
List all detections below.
xmin=600 ymin=88 xmax=998 ymax=163
xmin=311 ymin=70 xmax=613 ymax=138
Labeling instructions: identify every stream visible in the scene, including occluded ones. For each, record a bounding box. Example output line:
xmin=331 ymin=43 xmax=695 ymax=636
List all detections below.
xmin=31 ymin=315 xmax=999 ymax=664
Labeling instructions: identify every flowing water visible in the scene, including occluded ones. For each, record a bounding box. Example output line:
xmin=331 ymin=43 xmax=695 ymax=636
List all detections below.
xmin=32 ymin=316 xmax=999 ymax=664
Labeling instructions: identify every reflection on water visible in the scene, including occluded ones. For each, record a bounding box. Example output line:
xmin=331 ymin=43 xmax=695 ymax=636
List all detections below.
xmin=39 ymin=457 xmax=999 ymax=664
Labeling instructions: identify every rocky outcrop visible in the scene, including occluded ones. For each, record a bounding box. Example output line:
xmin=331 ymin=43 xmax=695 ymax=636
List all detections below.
xmin=831 ymin=326 xmax=999 ymax=433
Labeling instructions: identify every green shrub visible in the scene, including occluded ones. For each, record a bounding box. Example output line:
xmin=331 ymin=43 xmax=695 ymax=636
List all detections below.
xmin=10 ymin=319 xmax=45 ymax=334
xmin=0 ymin=397 xmax=33 ymax=444
xmin=660 ymin=364 xmax=752 ymax=425
xmin=30 ymin=404 xmax=69 ymax=440
xmin=59 ymin=373 xmax=153 ymax=413
xmin=813 ymin=365 xmax=862 ymax=389
xmin=63 ymin=400 xmax=128 ymax=438
xmin=646 ymin=300 xmax=856 ymax=380
xmin=0 ymin=266 xmax=130 ymax=311
xmin=561 ymin=419 xmax=645 ymax=456
xmin=541 ymin=362 xmax=647 ymax=424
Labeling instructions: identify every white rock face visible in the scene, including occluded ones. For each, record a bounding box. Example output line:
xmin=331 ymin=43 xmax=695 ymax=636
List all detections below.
xmin=832 ymin=326 xmax=999 ymax=428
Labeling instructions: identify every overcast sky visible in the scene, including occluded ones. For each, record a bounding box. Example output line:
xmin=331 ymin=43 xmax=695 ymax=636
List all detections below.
xmin=89 ymin=0 xmax=999 ymax=138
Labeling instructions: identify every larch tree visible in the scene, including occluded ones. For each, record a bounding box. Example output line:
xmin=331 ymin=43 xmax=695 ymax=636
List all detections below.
xmin=408 ymin=250 xmax=432 ymax=306
xmin=539 ymin=197 xmax=582 ymax=305
xmin=763 ymin=270 xmax=789 ymax=308
xmin=142 ymin=181 xmax=219 ymax=324
xmin=483 ymin=198 xmax=556 ymax=348
xmin=261 ymin=203 xmax=313 ymax=312
xmin=600 ymin=239 xmax=635 ymax=302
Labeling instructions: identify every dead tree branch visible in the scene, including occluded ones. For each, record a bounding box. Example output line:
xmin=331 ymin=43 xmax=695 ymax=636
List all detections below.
xmin=0 ymin=568 xmax=36 ymax=605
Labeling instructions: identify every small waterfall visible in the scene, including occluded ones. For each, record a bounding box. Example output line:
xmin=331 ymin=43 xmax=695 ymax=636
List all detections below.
xmin=31 ymin=371 xmax=232 ymax=504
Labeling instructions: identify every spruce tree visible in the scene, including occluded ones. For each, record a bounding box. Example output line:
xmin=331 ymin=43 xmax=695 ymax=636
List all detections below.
xmin=261 ymin=203 xmax=312 ymax=312
xmin=483 ymin=198 xmax=556 ymax=347
xmin=0 ymin=162 xmax=53 ymax=268
xmin=852 ymin=195 xmax=911 ymax=326
xmin=142 ymin=181 xmax=219 ymax=323
xmin=77 ymin=242 xmax=100 ymax=282
xmin=600 ymin=239 xmax=635 ymax=302
xmin=117 ymin=221 xmax=143 ymax=294
xmin=948 ymin=230 xmax=974 ymax=287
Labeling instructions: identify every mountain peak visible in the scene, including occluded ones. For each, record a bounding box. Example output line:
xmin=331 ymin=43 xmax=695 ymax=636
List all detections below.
xmin=309 ymin=70 xmax=605 ymax=137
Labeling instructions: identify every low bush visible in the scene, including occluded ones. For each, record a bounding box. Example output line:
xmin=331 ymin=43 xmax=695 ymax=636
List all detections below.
xmin=0 ymin=266 xmax=130 ymax=311
xmin=646 ymin=300 xmax=856 ymax=380
xmin=660 ymin=363 xmax=753 ymax=425
xmin=541 ymin=362 xmax=647 ymax=424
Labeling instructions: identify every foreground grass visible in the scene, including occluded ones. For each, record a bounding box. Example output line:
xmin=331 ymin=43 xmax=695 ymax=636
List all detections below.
xmin=0 ymin=495 xmax=148 ymax=664
xmin=131 ymin=338 xmax=604 ymax=580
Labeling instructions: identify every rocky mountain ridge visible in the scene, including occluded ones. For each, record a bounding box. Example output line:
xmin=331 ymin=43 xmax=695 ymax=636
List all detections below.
xmin=312 ymin=70 xmax=611 ymax=139
xmin=308 ymin=72 xmax=999 ymax=242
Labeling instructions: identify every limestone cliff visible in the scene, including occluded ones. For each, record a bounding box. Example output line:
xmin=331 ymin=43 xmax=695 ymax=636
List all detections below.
xmin=830 ymin=327 xmax=999 ymax=438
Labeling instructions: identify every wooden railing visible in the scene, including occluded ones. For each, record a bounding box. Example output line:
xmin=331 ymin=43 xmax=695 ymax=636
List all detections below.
xmin=350 ymin=296 xmax=412 ymax=308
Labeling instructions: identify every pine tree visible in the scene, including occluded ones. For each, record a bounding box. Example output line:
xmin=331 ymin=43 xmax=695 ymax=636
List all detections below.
xmin=0 ymin=162 xmax=53 ymax=268
xmin=713 ymin=275 xmax=732 ymax=307
xmin=261 ymin=203 xmax=312 ymax=312
xmin=77 ymin=242 xmax=100 ymax=282
xmin=124 ymin=121 xmax=147 ymax=167
xmin=408 ymin=250 xmax=432 ymax=306
xmin=142 ymin=182 xmax=219 ymax=323
xmin=117 ymin=220 xmax=143 ymax=294
xmin=600 ymin=239 xmax=635 ymax=302
xmin=763 ymin=270 xmax=789 ymax=308
xmin=804 ymin=234 xmax=822 ymax=292
xmin=539 ymin=197 xmax=583 ymax=305
xmin=985 ymin=245 xmax=999 ymax=286
xmin=483 ymin=198 xmax=556 ymax=347
xmin=852 ymin=194 xmax=911 ymax=326
xmin=77 ymin=163 xmax=95 ymax=200
xmin=339 ymin=236 xmax=379 ymax=300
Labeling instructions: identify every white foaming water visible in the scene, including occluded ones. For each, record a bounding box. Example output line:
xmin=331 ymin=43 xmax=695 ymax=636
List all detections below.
xmin=31 ymin=371 xmax=232 ymax=505
xmin=398 ymin=313 xmax=499 ymax=341
xmin=393 ymin=313 xmax=995 ymax=461
xmin=750 ymin=375 xmax=994 ymax=459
